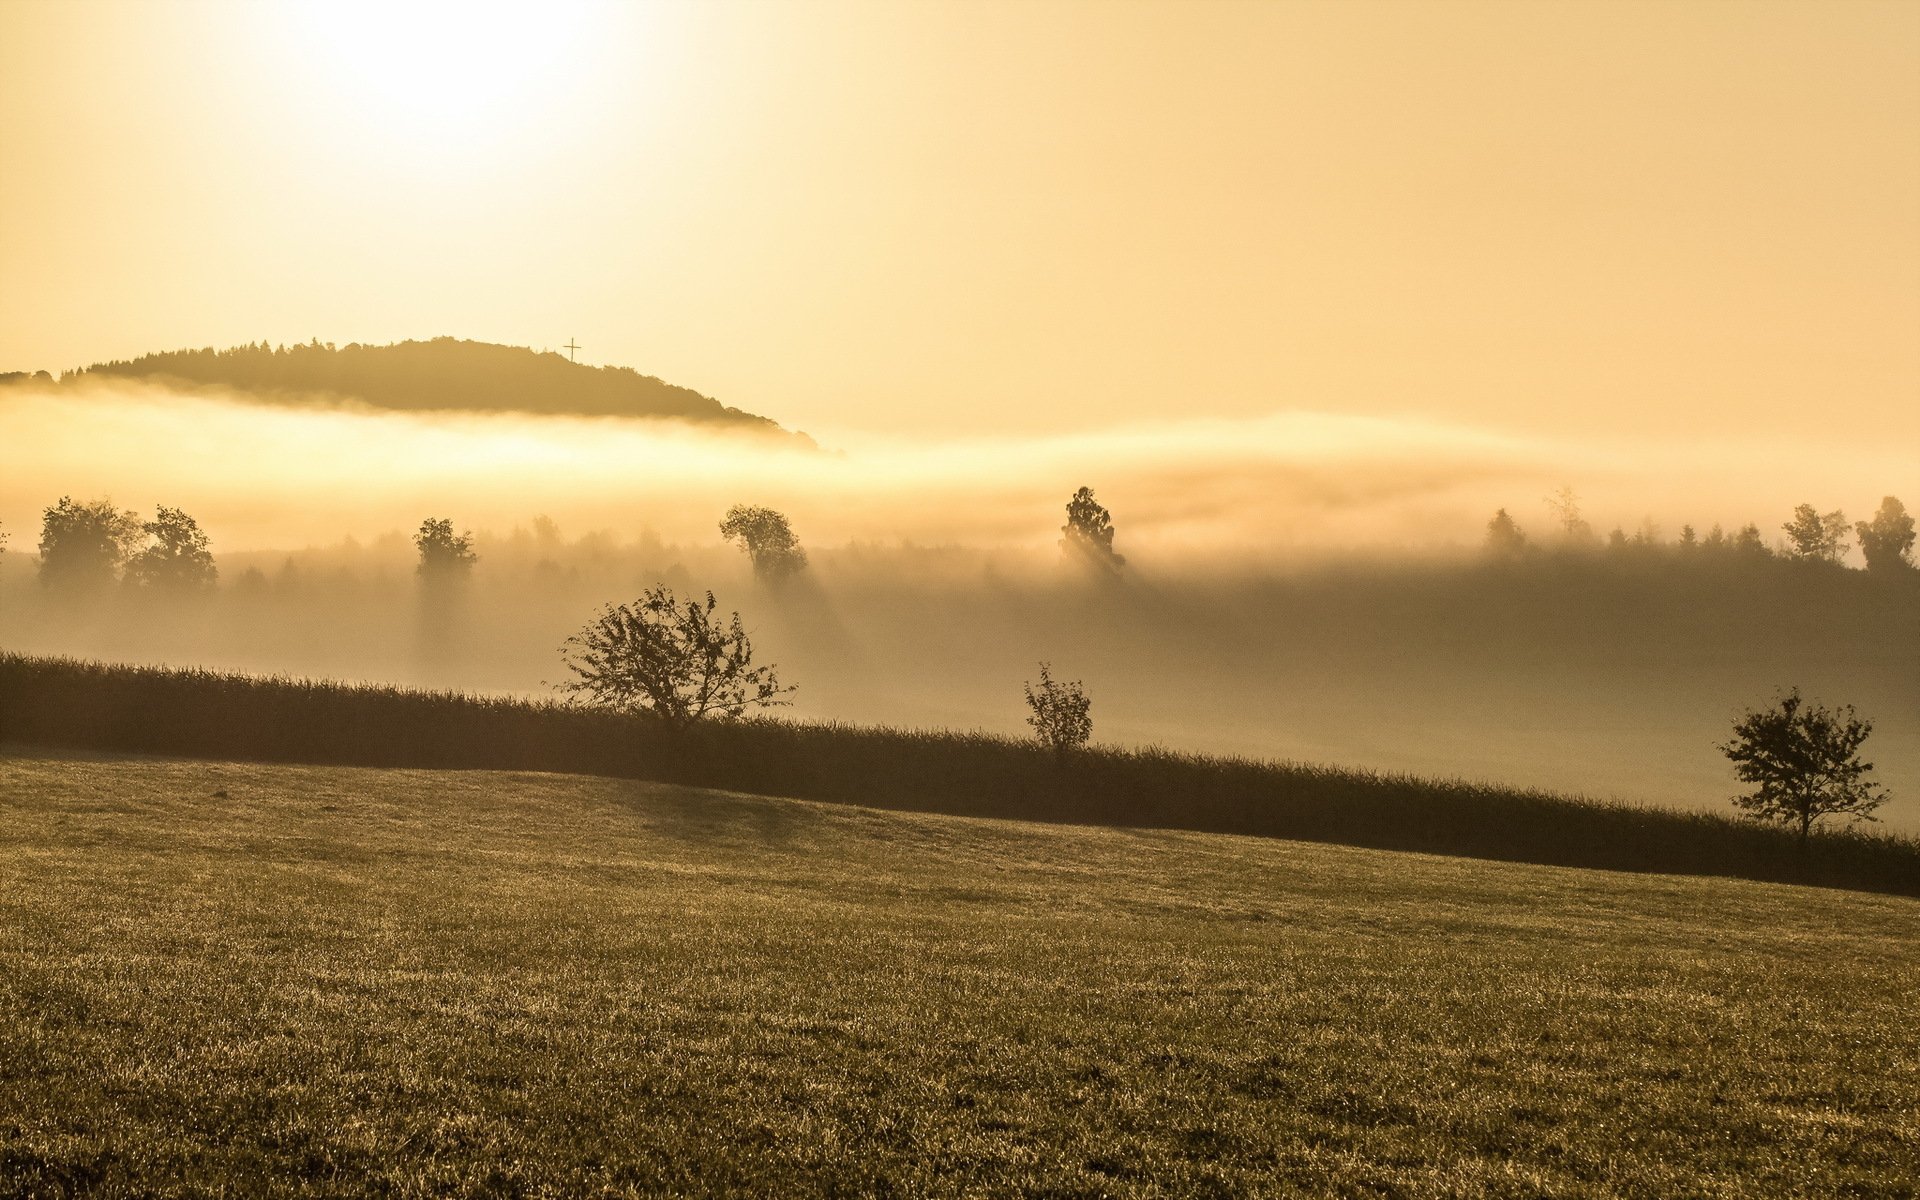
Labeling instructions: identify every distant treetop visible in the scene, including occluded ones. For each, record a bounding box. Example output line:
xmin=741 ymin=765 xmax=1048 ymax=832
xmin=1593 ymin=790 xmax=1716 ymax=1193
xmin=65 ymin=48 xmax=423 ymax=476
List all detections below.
xmin=37 ymin=337 xmax=807 ymax=441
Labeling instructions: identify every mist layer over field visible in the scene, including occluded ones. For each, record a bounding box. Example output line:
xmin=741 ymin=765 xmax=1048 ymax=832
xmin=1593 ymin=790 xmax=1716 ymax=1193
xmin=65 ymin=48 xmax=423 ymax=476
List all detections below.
xmin=0 ymin=381 xmax=1907 ymax=553
xmin=2 ymin=381 xmax=1915 ymax=830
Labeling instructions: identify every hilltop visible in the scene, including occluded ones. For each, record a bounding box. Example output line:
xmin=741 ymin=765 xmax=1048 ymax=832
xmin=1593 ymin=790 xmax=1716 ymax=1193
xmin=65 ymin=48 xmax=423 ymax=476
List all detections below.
xmin=9 ymin=337 xmax=806 ymax=439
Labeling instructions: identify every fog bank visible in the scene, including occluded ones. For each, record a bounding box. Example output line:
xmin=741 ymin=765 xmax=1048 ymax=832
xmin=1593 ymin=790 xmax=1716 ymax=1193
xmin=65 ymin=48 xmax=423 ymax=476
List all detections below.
xmin=2 ymin=381 xmax=1908 ymax=558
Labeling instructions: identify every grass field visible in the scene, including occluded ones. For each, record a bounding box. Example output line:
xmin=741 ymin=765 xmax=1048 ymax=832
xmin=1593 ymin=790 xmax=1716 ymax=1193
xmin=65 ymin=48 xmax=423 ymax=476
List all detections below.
xmin=2 ymin=748 xmax=1915 ymax=1197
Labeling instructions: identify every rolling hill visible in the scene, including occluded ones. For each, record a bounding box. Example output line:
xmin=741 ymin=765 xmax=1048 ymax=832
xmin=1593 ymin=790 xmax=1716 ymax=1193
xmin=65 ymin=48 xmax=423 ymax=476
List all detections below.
xmin=13 ymin=337 xmax=806 ymax=439
xmin=1 ymin=748 xmax=1914 ymax=1196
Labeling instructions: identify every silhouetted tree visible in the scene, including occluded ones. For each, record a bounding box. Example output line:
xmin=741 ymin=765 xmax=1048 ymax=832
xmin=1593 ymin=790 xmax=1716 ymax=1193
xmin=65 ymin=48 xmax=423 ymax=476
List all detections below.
xmin=557 ymin=587 xmax=794 ymax=729
xmin=530 ymin=514 xmax=562 ymax=551
xmin=1678 ymin=524 xmax=1698 ymax=552
xmin=414 ymin=517 xmax=477 ymax=578
xmin=1781 ymin=504 xmax=1849 ymax=564
xmin=719 ymin=505 xmax=807 ymax=582
xmin=1720 ymin=690 xmax=1887 ymax=850
xmin=1543 ymin=485 xmax=1595 ymax=547
xmin=38 ymin=496 xmax=141 ymax=590
xmin=128 ymin=506 xmax=217 ymax=590
xmin=1061 ymin=487 xmax=1125 ymax=572
xmin=1856 ymin=496 xmax=1915 ymax=573
xmin=1023 ymin=663 xmax=1092 ymax=759
xmin=1484 ymin=508 xmax=1527 ymax=557
xmin=1731 ymin=523 xmax=1771 ymax=559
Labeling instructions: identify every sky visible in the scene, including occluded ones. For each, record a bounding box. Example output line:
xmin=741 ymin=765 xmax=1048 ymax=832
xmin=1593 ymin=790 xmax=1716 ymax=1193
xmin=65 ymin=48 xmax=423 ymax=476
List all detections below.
xmin=1 ymin=0 xmax=1916 ymax=446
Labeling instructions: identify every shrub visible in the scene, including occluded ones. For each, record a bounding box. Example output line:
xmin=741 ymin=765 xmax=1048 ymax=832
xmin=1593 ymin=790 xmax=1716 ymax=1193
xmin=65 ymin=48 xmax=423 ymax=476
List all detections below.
xmin=1024 ymin=663 xmax=1092 ymax=758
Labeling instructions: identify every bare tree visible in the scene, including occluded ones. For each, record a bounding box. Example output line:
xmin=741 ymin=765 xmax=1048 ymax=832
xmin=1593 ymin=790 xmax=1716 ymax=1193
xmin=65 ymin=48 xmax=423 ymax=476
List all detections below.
xmin=719 ymin=505 xmax=807 ymax=582
xmin=1720 ymin=690 xmax=1887 ymax=850
xmin=1023 ymin=663 xmax=1092 ymax=758
xmin=558 ymin=587 xmax=794 ymax=728
xmin=1543 ymin=485 xmax=1595 ymax=546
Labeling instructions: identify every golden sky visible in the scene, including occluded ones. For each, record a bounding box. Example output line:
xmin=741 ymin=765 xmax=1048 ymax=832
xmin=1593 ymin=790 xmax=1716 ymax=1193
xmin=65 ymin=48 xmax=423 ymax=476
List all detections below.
xmin=1 ymin=0 xmax=1916 ymax=443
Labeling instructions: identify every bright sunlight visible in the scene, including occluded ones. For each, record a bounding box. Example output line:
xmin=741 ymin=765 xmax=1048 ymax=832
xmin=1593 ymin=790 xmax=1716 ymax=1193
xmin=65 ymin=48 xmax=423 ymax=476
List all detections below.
xmin=271 ymin=0 xmax=605 ymax=152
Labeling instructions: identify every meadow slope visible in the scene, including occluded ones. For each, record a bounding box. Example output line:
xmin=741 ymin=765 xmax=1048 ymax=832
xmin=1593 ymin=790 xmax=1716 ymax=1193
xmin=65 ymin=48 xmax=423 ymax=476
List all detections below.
xmin=1 ymin=749 xmax=1916 ymax=1198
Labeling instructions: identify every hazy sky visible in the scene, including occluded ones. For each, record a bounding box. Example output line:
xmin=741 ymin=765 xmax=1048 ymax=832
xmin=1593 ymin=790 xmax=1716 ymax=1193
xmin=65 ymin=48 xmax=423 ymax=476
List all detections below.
xmin=2 ymin=0 xmax=1915 ymax=444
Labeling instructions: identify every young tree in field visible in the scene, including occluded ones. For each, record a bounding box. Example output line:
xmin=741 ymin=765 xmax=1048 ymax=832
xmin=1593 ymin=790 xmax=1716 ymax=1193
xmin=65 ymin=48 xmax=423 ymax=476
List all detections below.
xmin=414 ymin=517 xmax=477 ymax=578
xmin=557 ymin=586 xmax=794 ymax=728
xmin=38 ymin=496 xmax=141 ymax=590
xmin=1023 ymin=663 xmax=1092 ymax=758
xmin=1060 ymin=486 xmax=1125 ymax=572
xmin=1855 ymin=496 xmax=1915 ymax=573
xmin=127 ymin=506 xmax=218 ymax=590
xmin=719 ymin=505 xmax=808 ymax=582
xmin=1781 ymin=503 xmax=1850 ymax=564
xmin=1720 ymin=690 xmax=1887 ymax=850
xmin=1484 ymin=509 xmax=1527 ymax=557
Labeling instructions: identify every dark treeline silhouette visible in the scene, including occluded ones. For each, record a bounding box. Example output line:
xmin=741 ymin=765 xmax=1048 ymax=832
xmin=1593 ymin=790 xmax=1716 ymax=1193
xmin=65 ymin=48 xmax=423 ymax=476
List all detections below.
xmin=3 ymin=653 xmax=1915 ymax=897
xmin=1483 ymin=492 xmax=1916 ymax=573
xmin=30 ymin=337 xmax=806 ymax=439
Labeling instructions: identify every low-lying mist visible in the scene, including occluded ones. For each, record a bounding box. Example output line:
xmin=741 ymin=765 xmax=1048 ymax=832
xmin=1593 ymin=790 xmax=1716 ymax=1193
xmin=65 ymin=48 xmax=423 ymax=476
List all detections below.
xmin=2 ymin=380 xmax=1914 ymax=832
xmin=1 ymin=380 xmax=1906 ymax=556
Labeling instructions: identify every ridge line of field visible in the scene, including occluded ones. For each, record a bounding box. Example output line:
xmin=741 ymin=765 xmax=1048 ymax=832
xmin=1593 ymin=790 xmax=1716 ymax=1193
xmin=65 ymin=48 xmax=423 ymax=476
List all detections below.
xmin=2 ymin=652 xmax=1914 ymax=897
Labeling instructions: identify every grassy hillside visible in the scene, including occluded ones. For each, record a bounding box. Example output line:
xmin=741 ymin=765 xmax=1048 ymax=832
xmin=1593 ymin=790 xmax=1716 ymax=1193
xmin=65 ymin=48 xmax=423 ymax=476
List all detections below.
xmin=4 ymin=654 xmax=1917 ymax=897
xmin=2 ymin=749 xmax=1916 ymax=1197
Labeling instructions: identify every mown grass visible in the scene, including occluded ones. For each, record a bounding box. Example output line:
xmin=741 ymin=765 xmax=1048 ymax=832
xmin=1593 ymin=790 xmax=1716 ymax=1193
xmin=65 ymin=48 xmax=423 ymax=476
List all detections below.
xmin=3 ymin=653 xmax=1917 ymax=895
xmin=1 ymin=749 xmax=1916 ymax=1197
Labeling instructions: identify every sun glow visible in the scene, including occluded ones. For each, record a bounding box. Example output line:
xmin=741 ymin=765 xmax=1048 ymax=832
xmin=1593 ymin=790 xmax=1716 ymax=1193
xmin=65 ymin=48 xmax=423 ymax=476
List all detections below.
xmin=273 ymin=0 xmax=606 ymax=154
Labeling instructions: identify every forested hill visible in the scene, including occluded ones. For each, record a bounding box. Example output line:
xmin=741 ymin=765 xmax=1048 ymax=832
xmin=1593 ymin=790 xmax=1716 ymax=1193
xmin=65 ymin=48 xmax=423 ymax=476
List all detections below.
xmin=34 ymin=338 xmax=803 ymax=439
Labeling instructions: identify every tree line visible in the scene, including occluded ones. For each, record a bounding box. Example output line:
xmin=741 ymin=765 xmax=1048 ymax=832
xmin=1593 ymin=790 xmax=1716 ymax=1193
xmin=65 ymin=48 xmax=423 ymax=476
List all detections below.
xmin=1485 ymin=489 xmax=1915 ymax=571
xmin=1 ymin=486 xmax=1131 ymax=590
